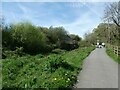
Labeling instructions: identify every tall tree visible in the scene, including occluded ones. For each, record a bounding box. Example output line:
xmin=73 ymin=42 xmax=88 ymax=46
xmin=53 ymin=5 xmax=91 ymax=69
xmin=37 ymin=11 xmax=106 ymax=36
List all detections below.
xmin=104 ymin=2 xmax=120 ymax=44
xmin=104 ymin=2 xmax=120 ymax=27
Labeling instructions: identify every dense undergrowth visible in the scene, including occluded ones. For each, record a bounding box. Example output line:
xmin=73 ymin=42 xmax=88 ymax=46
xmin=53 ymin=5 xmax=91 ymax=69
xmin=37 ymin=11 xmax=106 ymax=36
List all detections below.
xmin=106 ymin=48 xmax=120 ymax=64
xmin=2 ymin=46 xmax=95 ymax=88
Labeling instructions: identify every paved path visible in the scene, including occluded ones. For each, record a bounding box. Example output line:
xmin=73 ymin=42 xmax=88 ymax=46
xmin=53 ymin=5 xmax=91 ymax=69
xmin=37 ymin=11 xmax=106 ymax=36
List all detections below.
xmin=75 ymin=48 xmax=118 ymax=88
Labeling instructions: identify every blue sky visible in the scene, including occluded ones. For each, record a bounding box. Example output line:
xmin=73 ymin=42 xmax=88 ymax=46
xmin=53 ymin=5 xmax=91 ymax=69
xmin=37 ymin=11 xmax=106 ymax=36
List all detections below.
xmin=2 ymin=2 xmax=107 ymax=38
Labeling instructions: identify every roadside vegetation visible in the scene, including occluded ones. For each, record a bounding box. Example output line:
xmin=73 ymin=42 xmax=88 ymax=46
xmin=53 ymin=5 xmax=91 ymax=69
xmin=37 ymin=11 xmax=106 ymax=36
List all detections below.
xmin=1 ymin=20 xmax=95 ymax=88
xmin=106 ymin=48 xmax=120 ymax=64
xmin=1 ymin=2 xmax=120 ymax=88
xmin=2 ymin=47 xmax=95 ymax=88
xmin=82 ymin=2 xmax=120 ymax=63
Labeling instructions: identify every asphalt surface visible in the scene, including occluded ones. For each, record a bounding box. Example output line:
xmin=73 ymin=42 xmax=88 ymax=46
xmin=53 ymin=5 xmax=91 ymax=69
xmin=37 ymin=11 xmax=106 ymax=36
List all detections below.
xmin=75 ymin=48 xmax=118 ymax=88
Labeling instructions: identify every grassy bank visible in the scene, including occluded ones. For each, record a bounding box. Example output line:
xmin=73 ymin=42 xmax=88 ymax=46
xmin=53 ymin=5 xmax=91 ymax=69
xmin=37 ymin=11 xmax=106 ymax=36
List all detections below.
xmin=2 ymin=46 xmax=95 ymax=88
xmin=106 ymin=48 xmax=120 ymax=64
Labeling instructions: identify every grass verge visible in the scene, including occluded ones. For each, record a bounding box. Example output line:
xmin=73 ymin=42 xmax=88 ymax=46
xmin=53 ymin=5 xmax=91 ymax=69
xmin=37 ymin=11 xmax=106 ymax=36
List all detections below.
xmin=2 ymin=46 xmax=95 ymax=88
xmin=106 ymin=48 xmax=120 ymax=64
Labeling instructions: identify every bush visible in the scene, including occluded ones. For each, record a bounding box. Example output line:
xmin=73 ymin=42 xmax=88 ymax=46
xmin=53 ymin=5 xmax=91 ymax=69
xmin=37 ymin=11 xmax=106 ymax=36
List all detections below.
xmin=60 ymin=41 xmax=79 ymax=51
xmin=2 ymin=26 xmax=13 ymax=49
xmin=106 ymin=48 xmax=120 ymax=64
xmin=2 ymin=23 xmax=82 ymax=55
xmin=10 ymin=22 xmax=47 ymax=54
xmin=2 ymin=46 xmax=95 ymax=88
xmin=52 ymin=49 xmax=65 ymax=54
xmin=79 ymin=40 xmax=91 ymax=47
xmin=48 ymin=55 xmax=64 ymax=72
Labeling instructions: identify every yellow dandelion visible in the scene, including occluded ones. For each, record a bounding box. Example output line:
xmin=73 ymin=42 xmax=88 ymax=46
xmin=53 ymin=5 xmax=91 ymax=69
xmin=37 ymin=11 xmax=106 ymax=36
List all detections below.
xmin=72 ymin=76 xmax=74 ymax=78
xmin=54 ymin=78 xmax=57 ymax=80
xmin=66 ymin=80 xmax=69 ymax=82
xmin=67 ymin=78 xmax=70 ymax=81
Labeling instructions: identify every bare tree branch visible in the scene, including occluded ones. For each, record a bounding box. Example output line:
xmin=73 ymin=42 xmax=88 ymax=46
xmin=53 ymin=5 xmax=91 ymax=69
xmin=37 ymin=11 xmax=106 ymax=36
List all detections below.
xmin=103 ymin=2 xmax=120 ymax=27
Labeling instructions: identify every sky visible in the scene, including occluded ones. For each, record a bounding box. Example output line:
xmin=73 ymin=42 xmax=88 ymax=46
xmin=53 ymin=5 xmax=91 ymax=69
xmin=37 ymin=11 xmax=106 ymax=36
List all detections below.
xmin=2 ymin=2 xmax=108 ymax=38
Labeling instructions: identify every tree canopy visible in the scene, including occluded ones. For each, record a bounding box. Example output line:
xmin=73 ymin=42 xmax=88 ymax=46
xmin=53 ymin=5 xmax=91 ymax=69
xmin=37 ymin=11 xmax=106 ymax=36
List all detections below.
xmin=2 ymin=21 xmax=82 ymax=55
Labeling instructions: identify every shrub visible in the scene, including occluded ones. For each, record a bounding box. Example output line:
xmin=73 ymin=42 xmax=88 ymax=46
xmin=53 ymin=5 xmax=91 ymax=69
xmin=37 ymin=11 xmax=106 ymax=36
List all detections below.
xmin=2 ymin=46 xmax=95 ymax=88
xmin=10 ymin=22 xmax=47 ymax=54
xmin=2 ymin=26 xmax=13 ymax=49
xmin=2 ymin=50 xmax=18 ymax=59
xmin=48 ymin=55 xmax=64 ymax=72
xmin=52 ymin=48 xmax=65 ymax=54
xmin=106 ymin=48 xmax=120 ymax=64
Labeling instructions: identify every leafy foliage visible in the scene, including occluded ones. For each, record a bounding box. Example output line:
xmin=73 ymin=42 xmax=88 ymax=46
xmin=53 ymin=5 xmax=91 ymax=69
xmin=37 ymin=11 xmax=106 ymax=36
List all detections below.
xmin=83 ymin=23 xmax=119 ymax=46
xmin=106 ymin=48 xmax=120 ymax=64
xmin=10 ymin=22 xmax=47 ymax=54
xmin=2 ymin=21 xmax=82 ymax=56
xmin=70 ymin=34 xmax=82 ymax=41
xmin=1 ymin=20 xmax=95 ymax=88
xmin=2 ymin=47 xmax=95 ymax=88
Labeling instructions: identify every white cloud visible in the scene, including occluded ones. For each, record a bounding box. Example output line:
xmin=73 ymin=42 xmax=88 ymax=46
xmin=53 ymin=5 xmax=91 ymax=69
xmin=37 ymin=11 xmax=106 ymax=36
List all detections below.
xmin=18 ymin=3 xmax=34 ymax=20
xmin=2 ymin=2 xmax=105 ymax=38
xmin=17 ymin=3 xmax=45 ymax=23
xmin=51 ymin=11 xmax=97 ymax=38
xmin=65 ymin=3 xmax=105 ymax=37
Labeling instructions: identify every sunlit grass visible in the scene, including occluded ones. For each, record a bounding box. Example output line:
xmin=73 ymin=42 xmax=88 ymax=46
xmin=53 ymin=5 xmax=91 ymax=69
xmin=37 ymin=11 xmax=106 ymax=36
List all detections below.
xmin=106 ymin=48 xmax=120 ymax=64
xmin=2 ymin=46 xmax=95 ymax=88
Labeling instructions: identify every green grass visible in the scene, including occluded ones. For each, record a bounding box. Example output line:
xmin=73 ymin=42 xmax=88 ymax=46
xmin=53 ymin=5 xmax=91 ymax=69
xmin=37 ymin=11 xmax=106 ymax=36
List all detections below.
xmin=2 ymin=46 xmax=95 ymax=88
xmin=106 ymin=48 xmax=120 ymax=64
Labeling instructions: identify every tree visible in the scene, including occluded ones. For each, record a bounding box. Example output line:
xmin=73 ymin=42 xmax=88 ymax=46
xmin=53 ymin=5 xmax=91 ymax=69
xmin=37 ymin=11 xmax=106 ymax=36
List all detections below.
xmin=89 ymin=23 xmax=119 ymax=45
xmin=48 ymin=26 xmax=68 ymax=48
xmin=104 ymin=2 xmax=120 ymax=44
xmin=70 ymin=34 xmax=82 ymax=41
xmin=104 ymin=2 xmax=120 ymax=27
xmin=10 ymin=22 xmax=47 ymax=54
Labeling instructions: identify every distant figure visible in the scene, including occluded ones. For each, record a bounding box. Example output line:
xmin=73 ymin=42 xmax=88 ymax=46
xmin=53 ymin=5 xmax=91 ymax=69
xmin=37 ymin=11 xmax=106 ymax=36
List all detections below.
xmin=102 ymin=42 xmax=105 ymax=47
xmin=97 ymin=42 xmax=99 ymax=46
xmin=96 ymin=42 xmax=99 ymax=48
xmin=96 ymin=42 xmax=103 ymax=48
xmin=97 ymin=42 xmax=102 ymax=48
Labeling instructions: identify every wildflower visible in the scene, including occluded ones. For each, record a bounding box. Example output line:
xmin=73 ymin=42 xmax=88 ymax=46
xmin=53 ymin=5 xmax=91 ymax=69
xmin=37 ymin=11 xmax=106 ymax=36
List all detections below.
xmin=66 ymin=80 xmax=69 ymax=82
xmin=65 ymin=73 xmax=67 ymax=75
xmin=72 ymin=76 xmax=74 ymax=78
xmin=67 ymin=78 xmax=70 ymax=81
xmin=54 ymin=78 xmax=57 ymax=80
xmin=25 ymin=84 xmax=27 ymax=88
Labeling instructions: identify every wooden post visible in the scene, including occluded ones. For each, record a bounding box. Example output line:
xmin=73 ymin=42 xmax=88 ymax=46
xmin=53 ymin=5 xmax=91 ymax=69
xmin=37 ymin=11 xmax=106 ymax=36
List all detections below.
xmin=108 ymin=44 xmax=120 ymax=57
xmin=116 ymin=46 xmax=118 ymax=57
xmin=118 ymin=46 xmax=120 ymax=57
xmin=113 ymin=46 xmax=115 ymax=55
